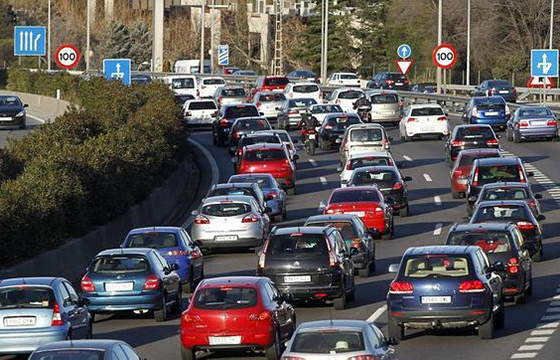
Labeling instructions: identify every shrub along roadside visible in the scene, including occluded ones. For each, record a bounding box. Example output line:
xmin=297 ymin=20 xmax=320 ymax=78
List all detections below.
xmin=0 ymin=69 xmax=189 ymax=268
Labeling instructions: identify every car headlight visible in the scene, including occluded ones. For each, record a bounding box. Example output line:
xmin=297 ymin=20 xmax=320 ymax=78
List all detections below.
xmin=16 ymin=111 xmax=25 ymax=117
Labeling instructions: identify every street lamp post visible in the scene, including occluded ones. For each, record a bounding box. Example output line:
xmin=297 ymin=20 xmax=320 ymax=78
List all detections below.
xmin=323 ymin=0 xmax=329 ymax=82
xmin=47 ymin=0 xmax=51 ymax=70
xmin=86 ymin=0 xmax=90 ymax=72
xmin=550 ymin=0 xmax=555 ymax=49
xmin=200 ymin=0 xmax=206 ymax=74
xmin=210 ymin=0 xmax=215 ymax=73
xmin=466 ymin=0 xmax=471 ymax=86
xmin=320 ymin=0 xmax=325 ymax=82
xmin=436 ymin=0 xmax=442 ymax=94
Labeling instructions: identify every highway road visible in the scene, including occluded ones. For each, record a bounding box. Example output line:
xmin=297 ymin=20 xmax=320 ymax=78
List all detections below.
xmin=0 ymin=112 xmax=45 ymax=148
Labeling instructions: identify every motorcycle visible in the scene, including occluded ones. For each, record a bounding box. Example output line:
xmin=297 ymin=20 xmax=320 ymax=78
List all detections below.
xmin=357 ymin=106 xmax=372 ymax=122
xmin=301 ymin=127 xmax=317 ymax=156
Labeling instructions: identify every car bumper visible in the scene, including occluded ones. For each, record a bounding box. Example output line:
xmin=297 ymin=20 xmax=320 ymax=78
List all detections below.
xmin=370 ymin=113 xmax=400 ymax=123
xmin=518 ymin=127 xmax=558 ymax=139
xmin=0 ymin=115 xmax=25 ymax=128
xmin=471 ymin=118 xmax=507 ymax=128
xmin=361 ymin=217 xmax=389 ymax=234
xmin=185 ymin=117 xmax=214 ymax=126
xmin=85 ymin=293 xmax=163 ymax=313
xmin=503 ymin=276 xmax=526 ymax=297
xmin=276 ymin=284 xmax=344 ymax=301
xmin=181 ymin=328 xmax=274 ymax=351
xmin=406 ymin=126 xmax=449 ymax=137
xmin=0 ymin=327 xmax=68 ymax=354
xmin=191 ymin=226 xmax=264 ymax=248
xmin=388 ymin=309 xmax=491 ymax=329
xmin=451 ymin=178 xmax=468 ymax=193
xmin=266 ymin=199 xmax=283 ymax=216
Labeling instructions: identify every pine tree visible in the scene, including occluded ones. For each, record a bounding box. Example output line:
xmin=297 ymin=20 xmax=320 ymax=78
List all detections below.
xmin=100 ymin=21 xmax=131 ymax=60
xmin=128 ymin=21 xmax=152 ymax=70
xmin=0 ymin=0 xmax=16 ymax=39
xmin=352 ymin=0 xmax=388 ymax=78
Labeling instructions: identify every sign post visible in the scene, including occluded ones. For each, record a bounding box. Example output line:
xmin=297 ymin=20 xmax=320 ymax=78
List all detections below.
xmin=531 ymin=49 xmax=559 ymax=103
xmin=103 ymin=59 xmax=131 ymax=86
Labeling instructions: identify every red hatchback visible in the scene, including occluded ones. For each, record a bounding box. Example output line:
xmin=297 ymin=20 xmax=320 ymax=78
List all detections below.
xmin=450 ymin=148 xmax=502 ymax=199
xmin=180 ymin=276 xmax=296 ymax=360
xmin=236 ymin=143 xmax=298 ymax=195
xmin=249 ymin=76 xmax=290 ymax=100
xmin=324 ymin=186 xmax=394 ymax=239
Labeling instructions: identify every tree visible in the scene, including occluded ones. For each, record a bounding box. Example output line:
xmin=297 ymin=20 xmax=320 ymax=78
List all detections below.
xmin=352 ymin=0 xmax=388 ymax=77
xmin=99 ymin=20 xmax=130 ymax=60
xmin=128 ymin=21 xmax=152 ymax=70
xmin=0 ymin=0 xmax=16 ymax=39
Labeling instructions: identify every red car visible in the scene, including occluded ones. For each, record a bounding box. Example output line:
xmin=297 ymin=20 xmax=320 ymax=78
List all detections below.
xmin=450 ymin=148 xmax=502 ymax=199
xmin=236 ymin=143 xmax=298 ymax=195
xmin=324 ymin=186 xmax=394 ymax=239
xmin=249 ymin=76 xmax=290 ymax=101
xmin=180 ymin=276 xmax=296 ymax=360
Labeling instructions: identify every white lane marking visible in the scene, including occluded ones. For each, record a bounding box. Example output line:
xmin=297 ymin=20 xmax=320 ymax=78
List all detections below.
xmin=309 ymin=159 xmax=317 ymax=167
xmin=538 ymin=322 xmax=560 ymax=328
xmin=531 ymin=330 xmax=555 ymax=336
xmin=423 ymin=174 xmax=432 ymax=182
xmin=518 ymin=345 xmax=543 ymax=351
xmin=546 ymin=307 xmax=560 ymax=312
xmin=366 ymin=305 xmax=387 ymax=323
xmin=27 ymin=113 xmax=47 ymax=123
xmin=434 ymin=196 xmax=442 ymax=206
xmin=433 ymin=223 xmax=443 ymax=236
xmin=320 ymin=177 xmax=328 ymax=185
xmin=403 ymin=155 xmax=413 ymax=162
xmin=525 ymin=337 xmax=549 ymax=343
xmin=318 ymin=201 xmax=326 ymax=211
xmin=541 ymin=314 xmax=560 ymax=321
xmin=511 ymin=354 xmax=537 ymax=359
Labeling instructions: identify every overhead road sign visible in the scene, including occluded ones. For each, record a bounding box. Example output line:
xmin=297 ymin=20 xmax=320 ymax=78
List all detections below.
xmin=531 ymin=49 xmax=559 ymax=78
xmin=55 ymin=45 xmax=81 ymax=69
xmin=218 ymin=45 xmax=229 ymax=66
xmin=395 ymin=59 xmax=414 ymax=75
xmin=103 ymin=58 xmax=131 ymax=86
xmin=527 ymin=76 xmax=556 ymax=88
xmin=14 ymin=26 xmax=46 ymax=56
xmin=397 ymin=44 xmax=412 ymax=59
xmin=432 ymin=43 xmax=457 ymax=69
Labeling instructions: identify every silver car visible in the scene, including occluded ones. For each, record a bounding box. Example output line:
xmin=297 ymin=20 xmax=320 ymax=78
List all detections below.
xmin=30 ymin=339 xmax=139 ymax=360
xmin=252 ymin=91 xmax=286 ymax=119
xmin=366 ymin=90 xmax=402 ymax=124
xmin=283 ymin=319 xmax=399 ymax=359
xmin=0 ymin=277 xmax=92 ymax=355
xmin=191 ymin=195 xmax=271 ymax=249
xmin=507 ymin=105 xmax=559 ymax=142
xmin=340 ymin=123 xmax=391 ymax=167
xmin=213 ymin=85 xmax=247 ymax=107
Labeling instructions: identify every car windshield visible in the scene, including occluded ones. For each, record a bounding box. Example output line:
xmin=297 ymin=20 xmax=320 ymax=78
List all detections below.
xmin=519 ymin=107 xmax=553 ymax=117
xmin=350 ymin=128 xmax=383 ymax=142
xmin=330 ymin=189 xmax=381 ymax=203
xmin=222 ymin=88 xmax=246 ymax=97
xmin=293 ymin=85 xmax=319 ymax=93
xmin=458 ymin=153 xmax=500 ymax=167
xmin=0 ymin=96 xmax=22 ymax=106
xmin=210 ymin=188 xmax=253 ymax=197
xmin=264 ymin=78 xmax=289 ymax=86
xmin=352 ymin=170 xmax=396 ymax=185
xmin=171 ymin=78 xmax=194 ymax=89
xmin=204 ymin=78 xmax=225 ymax=85
xmin=448 ymin=232 xmax=511 ymax=254
xmin=235 ymin=119 xmax=270 ymax=131
xmin=478 ymin=165 xmax=520 ymax=182
xmin=350 ymin=157 xmax=391 ymax=169
xmin=230 ymin=176 xmax=272 ymax=188
xmin=338 ymin=91 xmax=362 ymax=99
xmin=410 ymin=107 xmax=444 ymax=116
xmin=91 ymin=255 xmax=149 ymax=274
xmin=288 ymin=98 xmax=317 ymax=108
xmin=311 ymin=104 xmax=343 ymax=113
xmin=0 ymin=287 xmax=55 ymax=309
xmin=455 ymin=127 xmax=495 ymax=140
xmin=404 ymin=256 xmax=470 ymax=278
xmin=370 ymin=94 xmax=398 ymax=104
xmin=194 ymin=287 xmax=257 ymax=310
xmin=473 ymin=205 xmax=531 ymax=222
xmin=483 ymin=188 xmax=528 ymax=201
xmin=291 ymin=330 xmax=365 ymax=354
xmin=245 ymin=149 xmax=285 ymax=161
xmin=224 ymin=106 xmax=259 ymax=118
xmin=188 ymin=101 xmax=217 ymax=110
xmin=340 ymin=74 xmax=358 ymax=79
xmin=202 ymin=203 xmax=251 ymax=217
xmin=259 ymin=93 xmax=286 ymax=102
xmin=268 ymin=234 xmax=327 ymax=256
xmin=30 ymin=350 xmax=105 ymax=360
xmin=127 ymin=232 xmax=179 ymax=249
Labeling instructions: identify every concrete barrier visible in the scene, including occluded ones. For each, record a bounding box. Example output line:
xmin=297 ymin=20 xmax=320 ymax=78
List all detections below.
xmin=0 ymin=89 xmax=71 ymax=122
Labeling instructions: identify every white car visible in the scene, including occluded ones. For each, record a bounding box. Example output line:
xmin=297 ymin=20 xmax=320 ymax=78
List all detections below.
xmin=283 ymin=82 xmax=322 ymax=103
xmin=329 ymin=88 xmax=365 ymax=113
xmin=212 ymin=86 xmax=247 ymax=107
xmin=307 ymin=104 xmax=344 ymax=125
xmin=339 ymin=123 xmax=392 ymax=167
xmin=327 ymin=72 xmax=361 ymax=87
xmin=339 ymin=151 xmax=397 ymax=186
xmin=399 ymin=103 xmax=450 ymax=141
xmin=183 ymin=99 xmax=218 ymax=127
xmin=252 ymin=91 xmax=286 ymax=119
xmin=196 ymin=77 xmax=226 ymax=98
xmin=163 ymin=75 xmax=197 ymax=97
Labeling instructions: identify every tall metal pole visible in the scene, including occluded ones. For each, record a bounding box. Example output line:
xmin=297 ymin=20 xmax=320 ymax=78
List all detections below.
xmin=153 ymin=0 xmax=164 ymax=72
xmin=47 ymin=0 xmax=51 ymax=70
xmin=200 ymin=0 xmax=206 ymax=74
xmin=466 ymin=0 xmax=471 ymax=86
xmin=323 ymin=0 xmax=329 ymax=81
xmin=550 ymin=0 xmax=555 ymax=49
xmin=210 ymin=0 xmax=215 ymax=73
xmin=320 ymin=0 xmax=325 ymax=82
xmin=437 ymin=0 xmax=442 ymax=94
xmin=86 ymin=0 xmax=90 ymax=71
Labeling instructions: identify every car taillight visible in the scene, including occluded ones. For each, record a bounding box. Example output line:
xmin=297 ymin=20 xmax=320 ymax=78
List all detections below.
xmin=242 ymin=214 xmax=260 ymax=223
xmin=256 ymin=102 xmax=261 ymax=109
xmin=51 ymin=303 xmax=63 ymax=326
xmin=389 ymin=281 xmax=413 ymax=294
xmin=351 ymin=238 xmax=361 ymax=249
xmin=393 ymin=182 xmax=403 ymax=190
xmin=81 ymin=276 xmax=95 ymax=292
xmin=325 ymin=124 xmax=333 ymax=130
xmin=486 ymin=139 xmax=499 ymax=145
xmin=374 ymin=206 xmax=383 ymax=212
xmin=518 ymin=165 xmax=526 ymax=183
xmin=336 ymin=99 xmax=341 ymax=104
xmin=266 ymin=192 xmax=277 ymax=199
xmin=437 ymin=116 xmax=447 ymax=121
xmin=237 ymin=149 xmax=243 ymax=157
xmin=507 ymin=257 xmax=519 ymax=274
xmin=459 ymin=280 xmax=485 ymax=293
xmin=233 ymin=131 xmax=240 ymax=139
xmin=185 ymin=111 xmax=192 ymax=117
xmin=258 ymin=239 xmax=270 ymax=270
xmin=383 ymin=139 xmax=390 ymax=150
xmin=450 ymin=140 xmax=465 ymax=147
xmin=547 ymin=120 xmax=557 ymax=126
xmin=166 ymin=250 xmax=188 ymax=256
xmin=218 ymin=96 xmax=222 ymax=104
xmin=453 ymin=168 xmax=465 ymax=178
xmin=143 ymin=275 xmax=160 ymax=290
xmin=219 ymin=118 xmax=229 ymax=127
xmin=505 ymin=105 xmax=511 ymax=117
xmin=472 ymin=106 xmax=478 ymax=114
xmin=490 ymin=88 xmax=497 ymax=94
xmin=386 ymin=80 xmax=394 ymax=84
xmin=190 ymin=248 xmax=203 ymax=259
xmin=518 ymin=120 xmax=529 ymax=128
xmin=516 ymin=221 xmax=535 ymax=230
xmin=194 ymin=215 xmax=210 ymax=224
xmin=472 ymin=167 xmax=479 ymax=186
xmin=528 ymin=200 xmax=537 ymax=208
xmin=325 ymin=208 xmax=334 ymax=214
xmin=347 ymin=356 xmax=378 ymax=360
xmin=182 ymin=313 xmax=203 ymax=324
xmin=407 ymin=117 xmax=418 ymax=122
xmin=287 ymin=110 xmax=297 ymax=115
xmin=201 ymin=85 xmax=206 ymax=89
xmin=249 ymin=311 xmax=271 ymax=321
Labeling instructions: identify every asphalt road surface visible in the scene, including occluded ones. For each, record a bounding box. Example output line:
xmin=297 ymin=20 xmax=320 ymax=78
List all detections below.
xmin=0 ymin=112 xmax=44 ymax=148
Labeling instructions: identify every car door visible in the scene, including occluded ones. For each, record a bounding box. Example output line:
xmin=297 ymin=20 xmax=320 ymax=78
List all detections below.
xmin=512 ymin=227 xmax=532 ymax=281
xmin=152 ymin=252 xmax=179 ymax=299
xmin=332 ymin=231 xmax=354 ymax=290
xmin=355 ymin=218 xmax=374 ymax=261
xmin=463 ymin=100 xmax=473 ymax=123
xmin=62 ymin=281 xmax=90 ymax=339
xmin=267 ymin=281 xmax=294 ymax=341
xmin=181 ymin=229 xmax=203 ymax=279
xmin=477 ymin=250 xmax=502 ymax=308
xmin=58 ymin=282 xmax=85 ymax=339
xmin=262 ymin=282 xmax=287 ymax=340
xmin=370 ymin=324 xmax=398 ymax=359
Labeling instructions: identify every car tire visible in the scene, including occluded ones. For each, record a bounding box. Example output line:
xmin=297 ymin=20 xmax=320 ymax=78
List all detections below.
xmin=265 ymin=330 xmax=281 ymax=360
xmin=358 ymin=267 xmax=370 ymax=278
xmin=526 ymin=275 xmax=533 ymax=296
xmin=333 ymin=289 xmax=346 ymax=310
xmin=451 ymin=190 xmax=462 ymax=199
xmin=171 ymin=287 xmax=182 ymax=313
xmin=495 ymin=300 xmax=505 ymax=329
xmin=388 ymin=317 xmax=404 ymax=342
xmin=399 ymin=205 xmax=409 ymax=217
xmin=184 ymin=269 xmax=196 ymax=293
xmin=532 ymin=249 xmax=543 ymax=262
xmin=513 ymin=131 xmax=521 ymax=143
xmin=506 ymin=128 xmax=513 ymax=141
xmin=181 ymin=347 xmax=196 ymax=360
xmin=478 ymin=312 xmax=495 ymax=339
xmin=287 ymin=187 xmax=295 ymax=196
xmin=515 ymin=291 xmax=526 ymax=304
xmin=154 ymin=295 xmax=168 ymax=322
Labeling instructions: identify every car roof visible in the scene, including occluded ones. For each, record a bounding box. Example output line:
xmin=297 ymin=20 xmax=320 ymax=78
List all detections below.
xmin=335 ymin=87 xmax=364 ymax=93
xmin=481 ymin=182 xmax=529 ymax=189
xmin=455 ymin=124 xmax=493 ymax=129
xmin=353 ymin=165 xmax=398 ymax=173
xmin=273 ymin=226 xmax=331 ymax=236
xmin=452 ymin=222 xmax=513 ymax=232
xmin=290 ymin=82 xmax=319 ymax=86
xmin=367 ymin=89 xmax=398 ymax=95
xmin=223 ymin=103 xmax=257 ymax=109
xmin=96 ymin=248 xmax=154 ymax=256
xmin=244 ymin=143 xmax=285 ymax=151
xmin=127 ymin=226 xmax=182 ymax=235
xmin=203 ymin=195 xmax=255 ymax=205
xmin=475 ymin=200 xmax=529 ymax=207
xmin=305 ymin=214 xmax=359 ymax=223
xmin=347 ymin=123 xmax=384 ymax=130
xmin=34 ymin=340 xmax=125 ymax=351
xmin=234 ymin=116 xmax=268 ymax=123
xmin=475 ymin=157 xmax=520 ymax=165
xmin=243 ymin=132 xmax=277 ymax=138
xmin=332 ymin=186 xmax=381 ymax=193
xmin=212 ymin=183 xmax=256 ymax=190
xmin=404 ymin=245 xmax=476 ymax=256
xmin=229 ymin=173 xmax=275 ymax=180
xmin=163 ymin=75 xmax=195 ymax=79
xmin=473 ymin=96 xmax=505 ymax=102
xmin=458 ymin=148 xmax=501 ymax=155
xmin=199 ymin=276 xmax=263 ymax=288
xmin=348 ymin=151 xmax=392 ymax=159
xmin=298 ymin=319 xmax=368 ymax=330
xmin=408 ymin=103 xmax=443 ymax=109
xmin=0 ymin=277 xmax=59 ymax=287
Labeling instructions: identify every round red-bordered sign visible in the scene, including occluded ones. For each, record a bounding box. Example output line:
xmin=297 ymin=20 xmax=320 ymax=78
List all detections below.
xmin=432 ymin=43 xmax=457 ymax=69
xmin=55 ymin=44 xmax=81 ymax=69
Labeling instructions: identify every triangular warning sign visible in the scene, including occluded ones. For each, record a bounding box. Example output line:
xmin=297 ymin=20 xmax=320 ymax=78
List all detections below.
xmin=395 ymin=59 xmax=414 ymax=76
xmin=527 ymin=76 xmax=555 ymax=88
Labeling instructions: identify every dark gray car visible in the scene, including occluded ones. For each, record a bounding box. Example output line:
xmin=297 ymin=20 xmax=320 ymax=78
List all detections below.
xmin=30 ymin=339 xmax=140 ymax=359
xmin=0 ymin=95 xmax=27 ymax=129
xmin=277 ymin=98 xmax=318 ymax=131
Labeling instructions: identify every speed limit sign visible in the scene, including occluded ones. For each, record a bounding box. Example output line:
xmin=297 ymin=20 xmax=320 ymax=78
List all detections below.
xmin=432 ymin=43 xmax=457 ymax=69
xmin=55 ymin=44 xmax=81 ymax=69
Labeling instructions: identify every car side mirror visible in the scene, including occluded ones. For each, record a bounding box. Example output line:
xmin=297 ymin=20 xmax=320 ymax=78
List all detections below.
xmin=387 ymin=336 xmax=399 ymax=346
xmin=388 ymin=264 xmax=400 ymax=273
xmin=171 ymin=263 xmax=180 ymax=271
xmin=350 ymin=247 xmax=359 ymax=256
xmin=468 ymin=196 xmax=477 ymax=202
xmin=194 ymin=240 xmax=203 ymax=247
xmin=265 ymin=194 xmax=274 ymax=201
xmin=497 ymin=134 xmax=502 ymax=139
xmin=191 ymin=209 xmax=199 ymax=216
xmin=527 ymin=171 xmax=534 ymax=177
xmin=337 ymin=167 xmax=343 ymax=172
xmin=231 ymin=157 xmax=238 ymax=164
xmin=264 ymin=206 xmax=273 ymax=214
xmin=403 ymin=176 xmax=412 ymax=182
xmin=78 ymin=296 xmax=91 ymax=307
xmin=293 ymin=154 xmax=299 ymax=161
xmin=492 ymin=261 xmax=506 ymax=272
xmin=259 ymin=112 xmax=264 ymax=116
xmin=369 ymin=228 xmax=379 ymax=236
xmin=537 ymin=214 xmax=546 ymax=221
xmin=388 ymin=136 xmax=393 ymax=142
xmin=534 ymin=194 xmax=543 ymax=199
xmin=23 ymin=103 xmax=29 ymax=108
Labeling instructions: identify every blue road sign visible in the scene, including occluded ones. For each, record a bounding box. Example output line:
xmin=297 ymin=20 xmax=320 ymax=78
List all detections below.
xmin=14 ymin=26 xmax=46 ymax=56
xmin=397 ymin=44 xmax=412 ymax=59
xmin=531 ymin=49 xmax=559 ymax=78
xmin=103 ymin=59 xmax=131 ymax=86
xmin=218 ymin=45 xmax=229 ymax=66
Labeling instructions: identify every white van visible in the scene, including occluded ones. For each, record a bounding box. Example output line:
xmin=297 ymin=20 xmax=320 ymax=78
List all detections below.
xmin=174 ymin=59 xmax=211 ymax=74
xmin=163 ymin=75 xmax=197 ymax=97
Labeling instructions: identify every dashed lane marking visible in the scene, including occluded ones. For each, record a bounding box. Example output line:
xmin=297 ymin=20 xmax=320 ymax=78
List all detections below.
xmin=511 ymin=354 xmax=537 ymax=359
xmin=366 ymin=305 xmax=387 ymax=323
xmin=318 ymin=201 xmax=326 ymax=211
xmin=433 ymin=223 xmax=443 ymax=235
xmin=518 ymin=345 xmax=543 ymax=351
xmin=423 ymin=174 xmax=432 ymax=182
xmin=403 ymin=155 xmax=413 ymax=162
xmin=320 ymin=177 xmax=328 ymax=185
xmin=309 ymin=159 xmax=317 ymax=167
xmin=434 ymin=196 xmax=442 ymax=206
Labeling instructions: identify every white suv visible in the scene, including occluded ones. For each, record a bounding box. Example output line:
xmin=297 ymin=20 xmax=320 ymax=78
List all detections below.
xmin=283 ymin=83 xmax=322 ymax=103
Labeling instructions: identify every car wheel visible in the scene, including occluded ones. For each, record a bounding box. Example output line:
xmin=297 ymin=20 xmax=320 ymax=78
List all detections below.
xmin=171 ymin=287 xmax=182 ymax=313
xmin=513 ymin=131 xmax=521 ymax=143
xmin=399 ymin=205 xmax=409 ymax=217
xmin=495 ymin=299 xmax=505 ymax=329
xmin=526 ymin=275 xmax=533 ymax=296
xmin=346 ymin=285 xmax=355 ymax=302
xmin=532 ymin=249 xmax=543 ymax=262
xmin=265 ymin=330 xmax=281 ymax=360
xmin=388 ymin=317 xmax=404 ymax=342
xmin=333 ymin=288 xmax=346 ymax=310
xmin=514 ymin=291 xmax=526 ymax=304
xmin=287 ymin=187 xmax=295 ymax=196
xmin=451 ymin=190 xmax=462 ymax=199
xmin=358 ymin=267 xmax=370 ymax=277
xmin=184 ymin=268 xmax=196 ymax=293
xmin=154 ymin=294 xmax=168 ymax=322
xmin=506 ymin=128 xmax=513 ymax=141
xmin=478 ymin=312 xmax=495 ymax=339
xmin=181 ymin=347 xmax=196 ymax=360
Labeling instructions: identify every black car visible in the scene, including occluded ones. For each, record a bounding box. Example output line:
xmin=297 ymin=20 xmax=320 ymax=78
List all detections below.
xmin=368 ymin=72 xmax=410 ymax=91
xmin=233 ymin=131 xmax=282 ymax=158
xmin=472 ymin=79 xmax=517 ymax=103
xmin=304 ymin=214 xmax=376 ymax=277
xmin=387 ymin=246 xmax=505 ymax=341
xmin=465 ymin=157 xmax=533 ymax=215
xmin=345 ymin=165 xmax=411 ymax=217
xmin=411 ymin=83 xmax=437 ymax=93
xmin=257 ymin=226 xmax=356 ymax=310
xmin=228 ymin=117 xmax=272 ymax=155
xmin=474 ymin=182 xmax=542 ymax=217
xmin=446 ymin=223 xmax=532 ymax=304
xmin=445 ymin=124 xmax=501 ymax=164
xmin=469 ymin=200 xmax=545 ymax=261
xmin=0 ymin=95 xmax=27 ymax=129
xmin=212 ymin=104 xmax=261 ymax=147
xmin=131 ymin=74 xmax=152 ymax=85
xmin=318 ymin=113 xmax=362 ymax=150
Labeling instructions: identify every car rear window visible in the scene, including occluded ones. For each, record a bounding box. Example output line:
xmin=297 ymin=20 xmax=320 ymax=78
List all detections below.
xmin=475 ymin=99 xmax=505 ymax=110
xmin=448 ymin=231 xmax=512 ymax=254
xmin=338 ymin=91 xmax=362 ymax=99
xmin=482 ymin=188 xmax=528 ymax=201
xmin=259 ymin=93 xmax=286 ymax=102
xmin=404 ymin=255 xmax=470 ymax=277
xmin=487 ymin=80 xmax=511 ymax=88
xmin=410 ymin=107 xmax=444 ymax=116
xmin=126 ymin=232 xmax=178 ymax=249
xmin=30 ymin=350 xmax=105 ymax=360
xmin=330 ymin=189 xmax=381 ymax=203
xmin=455 ymin=127 xmax=495 ymax=140
xmin=204 ymin=78 xmax=226 ymax=85
xmin=519 ymin=107 xmax=553 ymax=117
xmin=350 ymin=157 xmax=391 ymax=169
xmin=370 ymin=94 xmax=398 ymax=104
xmin=350 ymin=128 xmax=383 ymax=141
xmin=235 ymin=119 xmax=270 ymax=131
xmin=245 ymin=149 xmax=286 ymax=161
xmin=222 ymin=88 xmax=246 ymax=97
xmin=240 ymin=135 xmax=281 ymax=146
xmin=194 ymin=287 xmax=257 ymax=310
xmin=224 ymin=106 xmax=260 ymax=118
xmin=264 ymin=77 xmax=289 ymax=86
xmin=202 ymin=203 xmax=251 ymax=217
xmin=473 ymin=205 xmax=531 ymax=222
xmin=340 ymin=74 xmax=358 ymax=79
xmin=307 ymin=221 xmax=358 ymax=242
xmin=288 ymin=98 xmax=317 ymax=108
xmin=188 ymin=101 xmax=217 ymax=110
xmin=388 ymin=74 xmax=407 ymax=80
xmin=172 ymin=78 xmax=195 ymax=89
xmin=311 ymin=104 xmax=343 ymax=113
xmin=210 ymin=188 xmax=254 ymax=198
xmin=268 ymin=234 xmax=327 ymax=256
xmin=293 ymin=85 xmax=319 ymax=93
xmin=458 ymin=153 xmax=500 ymax=167
xmin=352 ymin=170 xmax=396 ymax=185
xmin=291 ymin=330 xmax=365 ymax=354
xmin=478 ymin=165 xmax=521 ymax=182
xmin=230 ymin=176 xmax=272 ymax=188
xmin=0 ymin=287 xmax=55 ymax=309
xmin=91 ymin=255 xmax=149 ymax=274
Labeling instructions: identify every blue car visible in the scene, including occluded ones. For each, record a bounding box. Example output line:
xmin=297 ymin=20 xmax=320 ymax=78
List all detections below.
xmin=81 ymin=248 xmax=182 ymax=322
xmin=462 ymin=96 xmax=510 ymax=130
xmin=387 ymin=246 xmax=505 ymax=340
xmin=121 ymin=227 xmax=204 ymax=292
xmin=228 ymin=173 xmax=287 ymax=221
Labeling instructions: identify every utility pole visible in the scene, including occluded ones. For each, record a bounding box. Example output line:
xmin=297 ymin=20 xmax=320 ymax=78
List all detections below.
xmin=153 ymin=0 xmax=164 ymax=72
xmin=86 ymin=0 xmax=90 ymax=71
xmin=47 ymin=0 xmax=51 ymax=71
xmin=320 ymin=0 xmax=325 ymax=82
xmin=436 ymin=0 xmax=442 ymax=94
xmin=200 ymin=0 xmax=206 ymax=74
xmin=466 ymin=0 xmax=471 ymax=85
xmin=273 ymin=0 xmax=284 ymax=75
xmin=550 ymin=0 xmax=555 ymax=49
xmin=210 ymin=0 xmax=215 ymax=73
xmin=323 ymin=0 xmax=329 ymax=81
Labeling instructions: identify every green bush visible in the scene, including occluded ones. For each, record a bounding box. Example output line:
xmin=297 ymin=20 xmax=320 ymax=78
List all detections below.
xmin=0 ymin=69 xmax=188 ymax=267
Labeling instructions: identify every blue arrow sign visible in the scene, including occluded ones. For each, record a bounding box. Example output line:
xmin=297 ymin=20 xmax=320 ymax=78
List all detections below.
xmin=531 ymin=49 xmax=559 ymax=78
xmin=14 ymin=26 xmax=46 ymax=56
xmin=397 ymin=44 xmax=412 ymax=60
xmin=218 ymin=45 xmax=229 ymax=66
xmin=103 ymin=59 xmax=131 ymax=86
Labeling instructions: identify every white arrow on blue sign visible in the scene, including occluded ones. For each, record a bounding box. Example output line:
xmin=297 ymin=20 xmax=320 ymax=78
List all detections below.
xmin=103 ymin=59 xmax=131 ymax=86
xmin=397 ymin=44 xmax=411 ymax=59
xmin=14 ymin=26 xmax=46 ymax=56
xmin=531 ymin=49 xmax=559 ymax=78
xmin=218 ymin=45 xmax=229 ymax=66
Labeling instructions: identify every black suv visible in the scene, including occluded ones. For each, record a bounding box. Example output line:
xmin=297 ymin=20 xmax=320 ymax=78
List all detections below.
xmin=212 ymin=104 xmax=261 ymax=147
xmin=445 ymin=124 xmax=501 ymax=164
xmin=368 ymin=72 xmax=410 ymax=91
xmin=319 ymin=113 xmax=362 ymax=149
xmin=465 ymin=157 xmax=533 ymax=215
xmin=445 ymin=223 xmax=532 ymax=304
xmin=472 ymin=79 xmax=517 ymax=103
xmin=474 ymin=182 xmax=542 ymax=217
xmin=257 ymin=226 xmax=356 ymax=310
xmin=304 ymin=214 xmax=376 ymax=277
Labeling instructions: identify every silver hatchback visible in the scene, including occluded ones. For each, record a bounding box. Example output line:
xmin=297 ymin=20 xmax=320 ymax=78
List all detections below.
xmin=367 ymin=90 xmax=402 ymax=124
xmin=191 ymin=195 xmax=271 ymax=250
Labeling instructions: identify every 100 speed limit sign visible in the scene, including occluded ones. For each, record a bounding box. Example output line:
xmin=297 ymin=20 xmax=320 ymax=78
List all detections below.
xmin=432 ymin=43 xmax=457 ymax=69
xmin=55 ymin=44 xmax=81 ymax=69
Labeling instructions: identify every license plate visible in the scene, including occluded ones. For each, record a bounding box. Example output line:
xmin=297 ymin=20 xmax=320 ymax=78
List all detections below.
xmin=105 ymin=282 xmax=134 ymax=292
xmin=308 ymin=134 xmax=316 ymax=139
xmin=284 ymin=275 xmax=311 ymax=283
xmin=383 ymin=111 xmax=394 ymax=115
xmin=4 ymin=317 xmax=36 ymax=327
xmin=499 ymin=90 xmax=509 ymax=94
xmin=485 ymin=111 xmax=499 ymax=116
xmin=421 ymin=128 xmax=434 ymax=132
xmin=421 ymin=296 xmax=451 ymax=304
xmin=395 ymin=82 xmax=403 ymax=85
xmin=532 ymin=121 xmax=546 ymax=126
xmin=346 ymin=211 xmax=365 ymax=217
xmin=0 ymin=117 xmax=12 ymax=121
xmin=215 ymin=235 xmax=238 ymax=241
xmin=209 ymin=336 xmax=242 ymax=345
